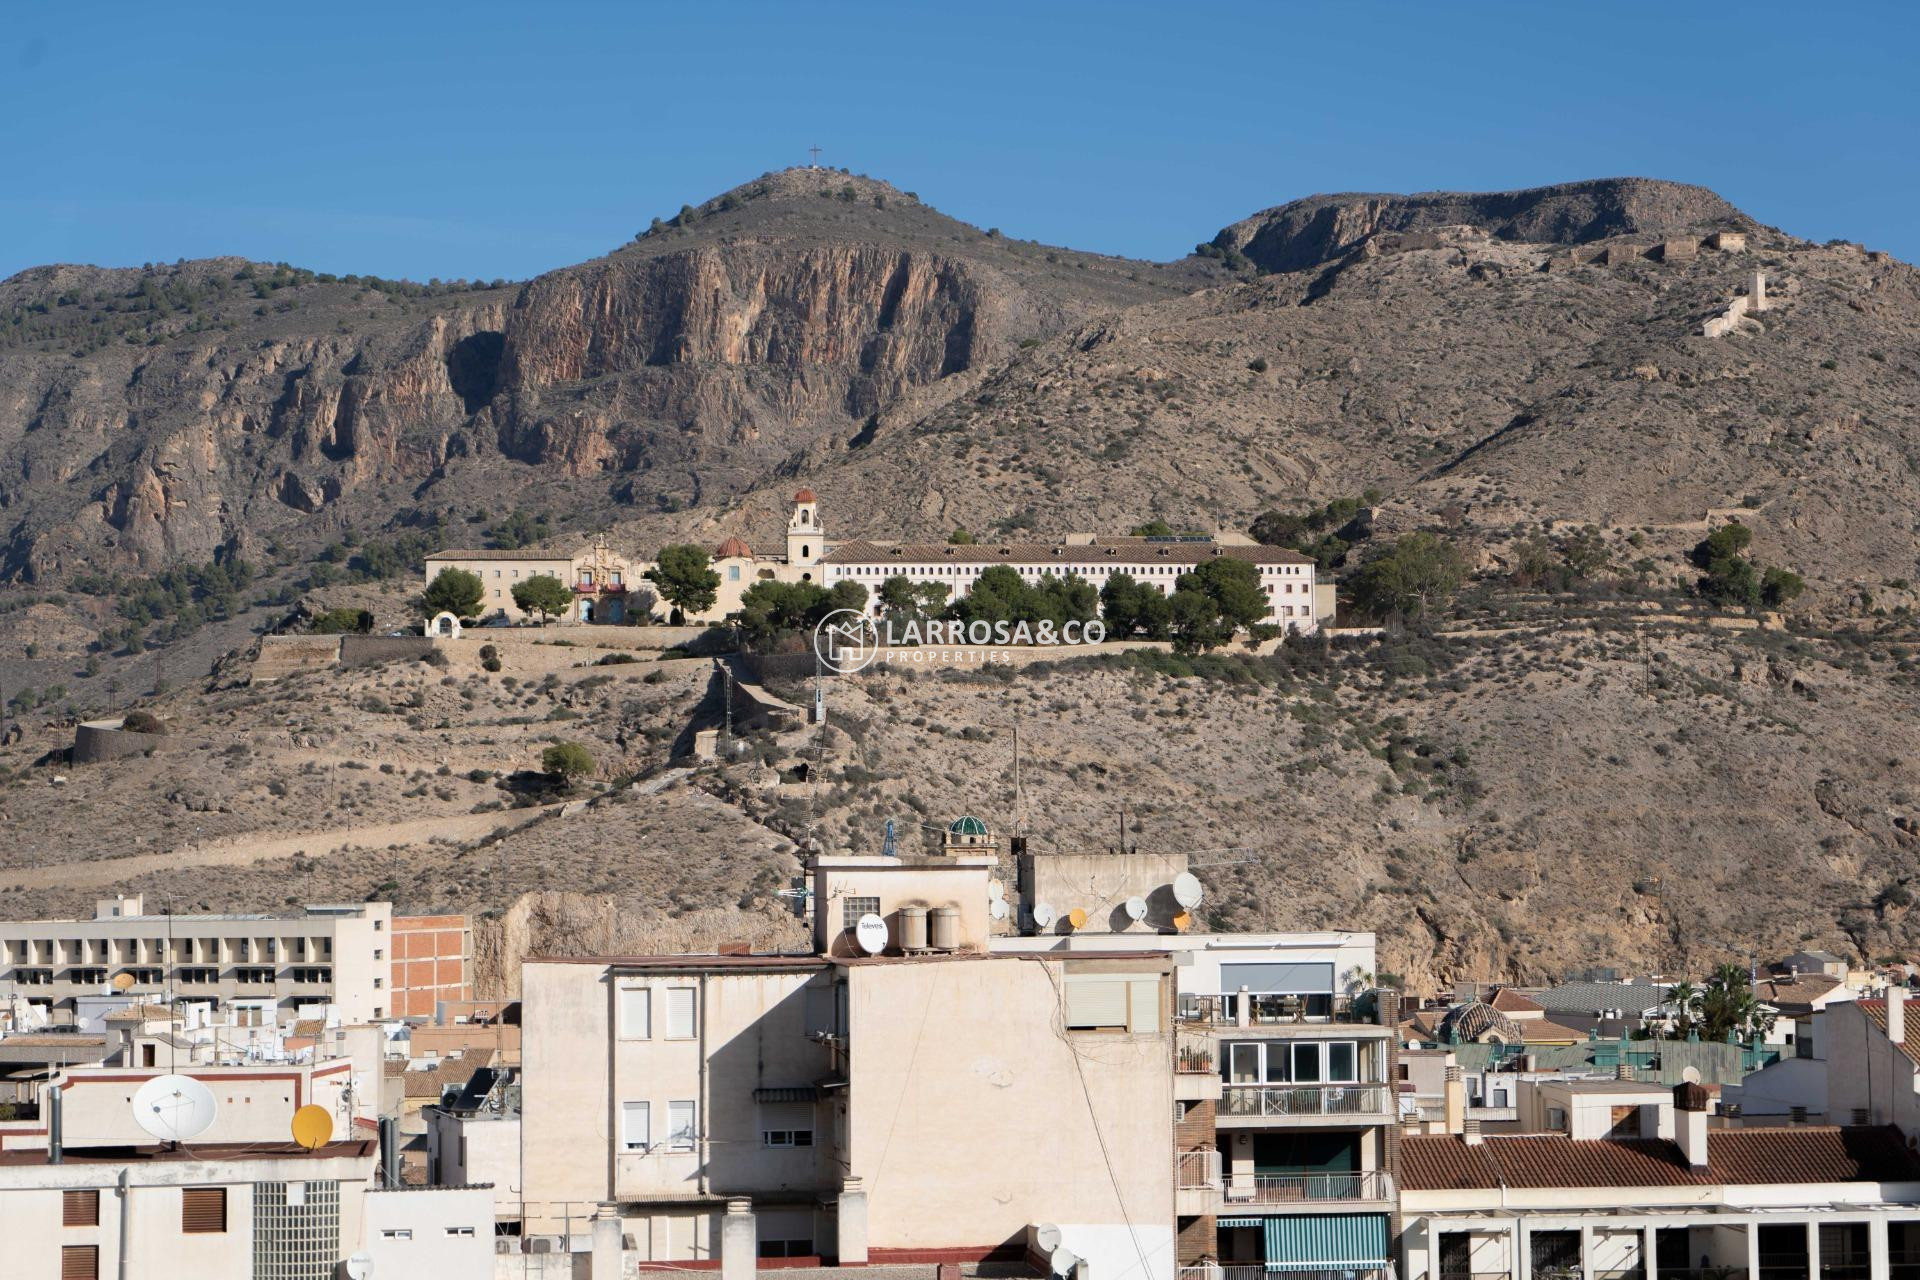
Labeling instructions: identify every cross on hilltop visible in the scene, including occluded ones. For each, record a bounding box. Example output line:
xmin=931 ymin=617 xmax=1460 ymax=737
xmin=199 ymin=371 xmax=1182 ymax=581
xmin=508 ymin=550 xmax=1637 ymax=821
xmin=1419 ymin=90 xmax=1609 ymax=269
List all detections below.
xmin=807 ymin=145 xmax=822 ymax=169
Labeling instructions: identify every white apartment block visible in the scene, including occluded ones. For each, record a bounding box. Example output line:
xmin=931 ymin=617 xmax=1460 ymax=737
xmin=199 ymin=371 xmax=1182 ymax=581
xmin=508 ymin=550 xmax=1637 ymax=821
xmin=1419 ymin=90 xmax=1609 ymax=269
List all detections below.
xmin=0 ymin=896 xmax=394 ymax=1024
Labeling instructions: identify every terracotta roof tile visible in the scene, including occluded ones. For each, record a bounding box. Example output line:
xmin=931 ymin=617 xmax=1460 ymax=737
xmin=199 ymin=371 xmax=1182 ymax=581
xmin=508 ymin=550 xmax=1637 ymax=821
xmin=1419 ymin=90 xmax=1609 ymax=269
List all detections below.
xmin=1402 ymin=1127 xmax=1920 ymax=1191
xmin=1859 ymin=1000 xmax=1920 ymax=1066
xmin=1490 ymin=988 xmax=1546 ymax=1014
xmin=822 ymin=538 xmax=1314 ymax=568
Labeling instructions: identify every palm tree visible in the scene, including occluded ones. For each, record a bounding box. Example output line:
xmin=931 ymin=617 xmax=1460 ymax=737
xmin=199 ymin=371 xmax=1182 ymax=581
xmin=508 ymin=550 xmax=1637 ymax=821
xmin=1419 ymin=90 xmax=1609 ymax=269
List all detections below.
xmin=1662 ymin=981 xmax=1701 ymax=1037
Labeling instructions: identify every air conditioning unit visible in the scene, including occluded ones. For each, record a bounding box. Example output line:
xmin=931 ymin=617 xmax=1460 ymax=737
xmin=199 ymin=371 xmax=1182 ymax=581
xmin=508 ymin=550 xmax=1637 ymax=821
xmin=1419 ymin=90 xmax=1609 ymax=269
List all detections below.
xmin=495 ymin=1239 xmax=515 ymax=1255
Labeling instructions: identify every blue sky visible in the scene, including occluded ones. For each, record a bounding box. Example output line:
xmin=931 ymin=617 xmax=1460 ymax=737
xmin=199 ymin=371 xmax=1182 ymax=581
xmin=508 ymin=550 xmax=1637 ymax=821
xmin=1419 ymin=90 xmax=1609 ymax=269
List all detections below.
xmin=3 ymin=2 xmax=1915 ymax=282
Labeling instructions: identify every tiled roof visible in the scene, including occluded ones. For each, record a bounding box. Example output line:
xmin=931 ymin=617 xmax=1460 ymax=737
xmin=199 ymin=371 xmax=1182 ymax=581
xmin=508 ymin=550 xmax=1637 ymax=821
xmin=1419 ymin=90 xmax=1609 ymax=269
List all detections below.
xmin=291 ymin=1019 xmax=326 ymax=1038
xmin=821 ymin=538 xmax=1315 ymax=568
xmin=1519 ymin=1018 xmax=1591 ymax=1043
xmin=425 ymin=548 xmax=576 ymax=562
xmin=0 ymin=1034 xmax=108 ymax=1048
xmin=1532 ymin=980 xmax=1666 ymax=1015
xmin=104 ymin=1004 xmax=179 ymax=1023
xmin=1490 ymin=988 xmax=1546 ymax=1014
xmin=1402 ymin=1127 xmax=1920 ymax=1191
xmin=1859 ymin=1000 xmax=1920 ymax=1067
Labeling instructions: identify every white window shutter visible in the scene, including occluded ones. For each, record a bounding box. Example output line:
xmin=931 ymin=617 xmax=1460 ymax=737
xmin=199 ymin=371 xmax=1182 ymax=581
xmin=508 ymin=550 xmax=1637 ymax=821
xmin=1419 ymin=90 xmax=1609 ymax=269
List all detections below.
xmin=1128 ymin=978 xmax=1161 ymax=1033
xmin=619 ymin=987 xmax=650 ymax=1039
xmin=621 ymin=1101 xmax=650 ymax=1150
xmin=1066 ymin=978 xmax=1129 ymax=1028
xmin=667 ymin=988 xmax=696 ymax=1038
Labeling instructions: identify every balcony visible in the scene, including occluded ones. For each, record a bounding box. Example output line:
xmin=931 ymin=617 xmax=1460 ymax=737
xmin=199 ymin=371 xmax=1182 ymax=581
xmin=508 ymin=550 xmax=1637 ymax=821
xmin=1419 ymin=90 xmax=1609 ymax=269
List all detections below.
xmin=1177 ymin=1149 xmax=1221 ymax=1216
xmin=1224 ymin=1170 xmax=1394 ymax=1207
xmin=1180 ymin=993 xmax=1381 ymax=1029
xmin=1182 ymin=1269 xmax=1383 ymax=1280
xmin=1177 ymin=1031 xmax=1223 ymax=1102
xmin=1220 ymin=1082 xmax=1391 ymax=1122
xmin=574 ymin=581 xmax=627 ymax=594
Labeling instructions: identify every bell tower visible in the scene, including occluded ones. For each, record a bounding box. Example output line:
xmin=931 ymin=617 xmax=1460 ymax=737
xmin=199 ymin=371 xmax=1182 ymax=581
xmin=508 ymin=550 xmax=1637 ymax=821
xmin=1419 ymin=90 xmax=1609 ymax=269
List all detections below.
xmin=787 ymin=489 xmax=821 ymax=566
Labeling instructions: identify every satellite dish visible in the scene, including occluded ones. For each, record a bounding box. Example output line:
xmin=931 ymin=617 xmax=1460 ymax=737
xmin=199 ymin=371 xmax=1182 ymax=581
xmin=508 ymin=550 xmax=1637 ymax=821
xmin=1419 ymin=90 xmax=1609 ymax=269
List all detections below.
xmin=346 ymin=1252 xmax=375 ymax=1280
xmin=1124 ymin=896 xmax=1149 ymax=923
xmin=989 ymin=899 xmax=1010 ymax=921
xmin=1050 ymin=1247 xmax=1081 ymax=1278
xmin=1031 ymin=902 xmax=1055 ymax=929
xmin=1066 ymin=907 xmax=1088 ymax=930
xmin=1034 ymin=1224 xmax=1063 ymax=1253
xmin=854 ymin=913 xmax=889 ymax=955
xmin=291 ymin=1104 xmax=334 ymax=1150
xmin=111 ymin=972 xmax=136 ymax=992
xmin=986 ymin=878 xmax=1005 ymax=902
xmin=1173 ymin=872 xmax=1204 ymax=909
xmin=1172 ymin=911 xmax=1192 ymax=932
xmin=132 ymin=1074 xmax=217 ymax=1142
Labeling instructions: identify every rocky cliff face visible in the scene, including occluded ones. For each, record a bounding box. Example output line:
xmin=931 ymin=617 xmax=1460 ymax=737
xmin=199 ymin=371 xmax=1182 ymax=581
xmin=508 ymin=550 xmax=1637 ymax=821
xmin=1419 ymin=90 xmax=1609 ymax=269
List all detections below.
xmin=1213 ymin=177 xmax=1753 ymax=273
xmin=0 ymin=171 xmax=1190 ymax=577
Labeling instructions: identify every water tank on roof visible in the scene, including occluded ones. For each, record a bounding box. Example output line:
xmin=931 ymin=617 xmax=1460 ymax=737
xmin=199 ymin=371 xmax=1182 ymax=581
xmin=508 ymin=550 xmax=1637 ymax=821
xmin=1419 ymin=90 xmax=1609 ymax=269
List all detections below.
xmin=930 ymin=906 xmax=960 ymax=951
xmin=899 ymin=907 xmax=929 ymax=951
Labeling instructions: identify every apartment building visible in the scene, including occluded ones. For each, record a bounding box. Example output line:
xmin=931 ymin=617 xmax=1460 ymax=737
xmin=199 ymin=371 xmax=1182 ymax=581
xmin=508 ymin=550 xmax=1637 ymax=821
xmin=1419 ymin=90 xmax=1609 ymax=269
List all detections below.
xmin=996 ymin=846 xmax=1394 ymax=1280
xmin=389 ymin=914 xmax=473 ymax=1020
xmin=1397 ymin=1080 xmax=1920 ymax=1280
xmin=0 ymin=897 xmax=394 ymax=1023
xmin=517 ymin=842 xmax=1175 ymax=1277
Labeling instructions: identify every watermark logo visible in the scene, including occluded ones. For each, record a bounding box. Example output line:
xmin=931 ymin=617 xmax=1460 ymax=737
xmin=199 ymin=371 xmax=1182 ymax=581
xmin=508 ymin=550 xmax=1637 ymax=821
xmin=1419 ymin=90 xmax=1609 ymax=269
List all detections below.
xmin=815 ymin=609 xmax=884 ymax=674
xmin=813 ymin=611 xmax=1106 ymax=674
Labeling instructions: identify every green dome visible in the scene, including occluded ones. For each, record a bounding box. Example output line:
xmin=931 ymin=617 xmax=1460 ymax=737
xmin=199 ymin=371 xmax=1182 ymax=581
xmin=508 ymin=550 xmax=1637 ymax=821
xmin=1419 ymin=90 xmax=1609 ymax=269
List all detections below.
xmin=948 ymin=815 xmax=989 ymax=836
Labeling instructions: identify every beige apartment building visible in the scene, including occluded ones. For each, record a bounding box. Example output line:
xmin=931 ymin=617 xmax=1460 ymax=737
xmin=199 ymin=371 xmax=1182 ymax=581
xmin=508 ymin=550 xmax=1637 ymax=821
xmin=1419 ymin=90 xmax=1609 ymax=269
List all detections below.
xmin=0 ymin=897 xmax=394 ymax=1023
xmin=518 ymin=841 xmax=1176 ymax=1277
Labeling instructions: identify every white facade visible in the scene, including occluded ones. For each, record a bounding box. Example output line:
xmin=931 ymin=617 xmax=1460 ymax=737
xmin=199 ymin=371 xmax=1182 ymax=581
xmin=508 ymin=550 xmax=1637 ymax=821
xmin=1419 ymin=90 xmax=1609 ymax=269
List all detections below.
xmin=360 ymin=1185 xmax=495 ymax=1279
xmin=0 ymin=898 xmax=394 ymax=1023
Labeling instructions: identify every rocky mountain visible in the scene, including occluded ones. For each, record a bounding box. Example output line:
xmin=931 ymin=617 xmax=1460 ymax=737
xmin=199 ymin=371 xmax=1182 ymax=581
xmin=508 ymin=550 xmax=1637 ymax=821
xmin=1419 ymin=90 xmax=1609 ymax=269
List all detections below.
xmin=1211 ymin=177 xmax=1754 ymax=273
xmin=3 ymin=172 xmax=1919 ymax=988
xmin=0 ymin=168 xmax=1209 ymax=581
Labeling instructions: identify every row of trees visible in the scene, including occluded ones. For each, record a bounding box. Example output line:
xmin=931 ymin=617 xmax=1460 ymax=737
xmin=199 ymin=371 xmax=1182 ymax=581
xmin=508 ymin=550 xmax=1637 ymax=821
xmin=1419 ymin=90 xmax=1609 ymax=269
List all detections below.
xmin=1660 ymin=965 xmax=1776 ymax=1042
xmin=419 ymin=568 xmax=580 ymax=625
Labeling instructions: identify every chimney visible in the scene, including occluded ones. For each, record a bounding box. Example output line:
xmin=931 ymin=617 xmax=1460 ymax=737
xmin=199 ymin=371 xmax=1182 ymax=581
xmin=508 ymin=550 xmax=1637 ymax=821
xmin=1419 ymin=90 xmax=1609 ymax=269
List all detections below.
xmin=378 ymin=1115 xmax=400 ymax=1187
xmin=1616 ymin=1063 xmax=1635 ymax=1081
xmin=1374 ymin=989 xmax=1400 ymax=1028
xmin=1673 ymin=1083 xmax=1711 ymax=1168
xmin=1443 ymin=1066 xmax=1466 ymax=1135
xmin=1463 ymin=1115 xmax=1483 ymax=1146
xmin=47 ymin=1084 xmax=62 ymax=1165
xmin=1889 ymin=986 xmax=1908 ymax=1048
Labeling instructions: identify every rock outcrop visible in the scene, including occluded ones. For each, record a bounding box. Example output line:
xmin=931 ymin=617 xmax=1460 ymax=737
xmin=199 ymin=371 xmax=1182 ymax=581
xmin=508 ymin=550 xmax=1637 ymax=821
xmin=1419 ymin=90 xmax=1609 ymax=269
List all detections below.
xmin=1212 ymin=177 xmax=1754 ymax=273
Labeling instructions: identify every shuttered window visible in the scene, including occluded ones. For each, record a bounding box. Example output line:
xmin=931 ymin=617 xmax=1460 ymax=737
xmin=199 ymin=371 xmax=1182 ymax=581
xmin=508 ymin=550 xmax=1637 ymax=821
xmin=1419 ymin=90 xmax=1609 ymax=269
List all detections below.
xmin=182 ymin=1187 xmax=227 ymax=1233
xmin=63 ymin=1189 xmax=99 ymax=1227
xmin=619 ymin=986 xmax=650 ymax=1039
xmin=666 ymin=987 xmax=697 ymax=1039
xmin=62 ymin=1245 xmax=99 ymax=1280
xmin=621 ymin=1101 xmax=650 ymax=1151
xmin=1066 ymin=974 xmax=1162 ymax=1032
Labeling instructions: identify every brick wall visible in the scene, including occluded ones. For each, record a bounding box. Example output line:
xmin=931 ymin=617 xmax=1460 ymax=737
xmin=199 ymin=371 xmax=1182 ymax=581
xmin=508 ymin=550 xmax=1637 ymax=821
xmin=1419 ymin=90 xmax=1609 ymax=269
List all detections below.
xmin=1177 ymin=1213 xmax=1217 ymax=1266
xmin=391 ymin=915 xmax=473 ymax=1020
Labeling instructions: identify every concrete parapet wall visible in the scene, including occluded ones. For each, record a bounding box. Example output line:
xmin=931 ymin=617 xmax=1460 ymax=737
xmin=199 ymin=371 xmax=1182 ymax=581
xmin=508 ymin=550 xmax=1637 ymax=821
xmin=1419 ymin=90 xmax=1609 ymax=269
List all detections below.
xmin=339 ymin=635 xmax=435 ymax=666
xmin=249 ymin=635 xmax=343 ymax=681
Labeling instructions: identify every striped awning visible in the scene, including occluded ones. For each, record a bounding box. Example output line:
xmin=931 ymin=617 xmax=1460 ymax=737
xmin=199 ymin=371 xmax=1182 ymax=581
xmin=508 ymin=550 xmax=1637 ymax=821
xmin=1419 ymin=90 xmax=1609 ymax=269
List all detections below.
xmin=1219 ymin=1219 xmax=1263 ymax=1228
xmin=1261 ymin=1213 xmax=1389 ymax=1272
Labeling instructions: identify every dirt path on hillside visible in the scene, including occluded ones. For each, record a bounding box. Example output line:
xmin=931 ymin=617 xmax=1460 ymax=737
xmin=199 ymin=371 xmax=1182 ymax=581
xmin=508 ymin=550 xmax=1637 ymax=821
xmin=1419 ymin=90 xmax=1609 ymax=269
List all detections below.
xmin=1 ymin=803 xmax=569 ymax=892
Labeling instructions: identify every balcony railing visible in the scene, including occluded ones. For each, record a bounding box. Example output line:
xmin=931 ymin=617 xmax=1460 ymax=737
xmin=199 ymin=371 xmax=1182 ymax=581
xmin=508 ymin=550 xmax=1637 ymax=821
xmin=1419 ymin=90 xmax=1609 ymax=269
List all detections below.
xmin=1177 ymin=1030 xmax=1216 ymax=1074
xmin=1221 ymin=1083 xmax=1390 ymax=1117
xmin=1225 ymin=1170 xmax=1394 ymax=1204
xmin=1181 ymin=1269 xmax=1383 ymax=1280
xmin=1177 ymin=1149 xmax=1222 ymax=1189
xmin=1180 ymin=993 xmax=1373 ymax=1026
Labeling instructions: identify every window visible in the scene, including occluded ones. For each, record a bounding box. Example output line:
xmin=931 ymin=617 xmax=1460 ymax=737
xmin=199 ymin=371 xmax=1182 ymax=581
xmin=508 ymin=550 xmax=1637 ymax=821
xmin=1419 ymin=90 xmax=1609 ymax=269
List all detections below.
xmin=182 ymin=1187 xmax=227 ymax=1233
xmin=1221 ymin=1040 xmax=1361 ymax=1084
xmin=446 ymin=1226 xmax=476 ymax=1237
xmin=667 ymin=1101 xmax=697 ymax=1151
xmin=622 ymin=1101 xmax=651 ymax=1151
xmin=381 ymin=1229 xmax=413 ymax=1241
xmin=728 ymin=565 xmax=741 ymax=581
xmin=666 ymin=988 xmax=696 ymax=1039
xmin=843 ymin=896 xmax=879 ymax=931
xmin=63 ymin=1189 xmax=99 ymax=1226
xmin=62 ymin=1245 xmax=98 ymax=1280
xmin=1609 ymin=1104 xmax=1642 ymax=1138
xmin=619 ymin=986 xmax=651 ymax=1039
xmin=1547 ymin=1106 xmax=1568 ymax=1131
xmin=760 ymin=1101 xmax=814 ymax=1148
xmin=1064 ymin=975 xmax=1161 ymax=1032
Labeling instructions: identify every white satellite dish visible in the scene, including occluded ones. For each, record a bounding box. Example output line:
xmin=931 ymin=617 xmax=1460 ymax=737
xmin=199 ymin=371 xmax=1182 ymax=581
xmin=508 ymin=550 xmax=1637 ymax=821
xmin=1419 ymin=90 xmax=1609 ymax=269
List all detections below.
xmin=132 ymin=1074 xmax=218 ymax=1142
xmin=854 ymin=913 xmax=889 ymax=955
xmin=1050 ymin=1247 xmax=1081 ymax=1278
xmin=1124 ymin=896 xmax=1149 ymax=923
xmin=986 ymin=878 xmax=1006 ymax=902
xmin=346 ymin=1252 xmax=375 ymax=1280
xmin=1172 ymin=872 xmax=1204 ymax=909
xmin=1034 ymin=1224 xmax=1063 ymax=1254
xmin=1031 ymin=902 xmax=1056 ymax=929
xmin=989 ymin=898 xmax=1010 ymax=921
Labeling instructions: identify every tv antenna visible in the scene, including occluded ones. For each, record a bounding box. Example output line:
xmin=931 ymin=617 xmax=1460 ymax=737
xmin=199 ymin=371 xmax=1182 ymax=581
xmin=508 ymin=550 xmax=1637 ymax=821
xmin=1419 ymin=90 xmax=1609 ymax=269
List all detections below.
xmin=807 ymin=145 xmax=823 ymax=169
xmin=880 ymin=818 xmax=897 ymax=860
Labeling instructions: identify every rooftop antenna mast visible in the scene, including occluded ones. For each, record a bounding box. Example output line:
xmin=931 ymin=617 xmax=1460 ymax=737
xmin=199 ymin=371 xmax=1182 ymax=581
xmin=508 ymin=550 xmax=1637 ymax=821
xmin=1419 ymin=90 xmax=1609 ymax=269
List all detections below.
xmin=880 ymin=818 xmax=897 ymax=860
xmin=807 ymin=145 xmax=822 ymax=169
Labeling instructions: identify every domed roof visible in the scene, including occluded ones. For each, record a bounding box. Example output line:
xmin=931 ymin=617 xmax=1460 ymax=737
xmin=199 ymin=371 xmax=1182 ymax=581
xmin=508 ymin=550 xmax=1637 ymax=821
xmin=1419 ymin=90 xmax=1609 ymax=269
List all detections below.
xmin=1439 ymin=999 xmax=1522 ymax=1044
xmin=793 ymin=488 xmax=817 ymax=504
xmin=948 ymin=815 xmax=989 ymax=836
xmin=715 ymin=536 xmax=752 ymax=559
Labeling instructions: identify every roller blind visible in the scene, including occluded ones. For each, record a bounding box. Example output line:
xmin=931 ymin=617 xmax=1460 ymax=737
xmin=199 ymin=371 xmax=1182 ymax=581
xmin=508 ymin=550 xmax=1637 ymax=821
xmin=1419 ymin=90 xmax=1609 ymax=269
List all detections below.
xmin=1066 ymin=978 xmax=1130 ymax=1028
xmin=619 ymin=987 xmax=650 ymax=1039
xmin=62 ymin=1246 xmax=99 ymax=1280
xmin=666 ymin=987 xmax=697 ymax=1038
xmin=181 ymin=1187 xmax=227 ymax=1234
xmin=62 ymin=1189 xmax=99 ymax=1227
xmin=1220 ymin=962 xmax=1334 ymax=995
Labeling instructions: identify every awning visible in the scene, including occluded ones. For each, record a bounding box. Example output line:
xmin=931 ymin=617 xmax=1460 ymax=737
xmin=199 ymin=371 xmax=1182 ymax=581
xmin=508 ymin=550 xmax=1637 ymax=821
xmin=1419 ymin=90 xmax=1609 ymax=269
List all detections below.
xmin=1261 ymin=1213 xmax=1389 ymax=1272
xmin=1219 ymin=1219 xmax=1263 ymax=1229
xmin=752 ymin=1086 xmax=820 ymax=1103
xmin=1221 ymin=962 xmax=1334 ymax=995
